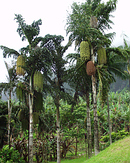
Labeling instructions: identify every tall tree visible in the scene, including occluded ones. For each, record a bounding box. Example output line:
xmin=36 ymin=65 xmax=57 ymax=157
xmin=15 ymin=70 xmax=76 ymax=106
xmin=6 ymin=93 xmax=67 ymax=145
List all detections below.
xmin=66 ymin=53 xmax=92 ymax=158
xmin=118 ymin=37 xmax=130 ymax=89
xmin=41 ymin=34 xmax=72 ymax=163
xmin=66 ymin=0 xmax=118 ymax=155
xmin=97 ymin=44 xmax=130 ymax=145
xmin=1 ymin=14 xmax=52 ymax=163
xmin=0 ymin=61 xmax=17 ymax=148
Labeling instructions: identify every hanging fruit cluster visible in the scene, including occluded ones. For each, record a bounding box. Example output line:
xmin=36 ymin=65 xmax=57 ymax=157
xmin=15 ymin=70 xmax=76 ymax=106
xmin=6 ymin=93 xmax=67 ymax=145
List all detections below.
xmin=16 ymin=82 xmax=26 ymax=101
xmin=18 ymin=109 xmax=29 ymax=131
xmin=90 ymin=16 xmax=98 ymax=28
xmin=86 ymin=61 xmax=96 ymax=76
xmin=97 ymin=47 xmax=107 ymax=65
xmin=16 ymin=55 xmax=26 ymax=76
xmin=33 ymin=90 xmax=43 ymax=112
xmin=33 ymin=71 xmax=43 ymax=92
xmin=33 ymin=112 xmax=39 ymax=125
xmin=80 ymin=41 xmax=90 ymax=61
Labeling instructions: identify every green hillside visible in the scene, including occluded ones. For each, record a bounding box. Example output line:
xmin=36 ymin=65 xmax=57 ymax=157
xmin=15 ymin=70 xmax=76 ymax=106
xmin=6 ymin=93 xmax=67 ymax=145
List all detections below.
xmin=84 ymin=136 xmax=130 ymax=163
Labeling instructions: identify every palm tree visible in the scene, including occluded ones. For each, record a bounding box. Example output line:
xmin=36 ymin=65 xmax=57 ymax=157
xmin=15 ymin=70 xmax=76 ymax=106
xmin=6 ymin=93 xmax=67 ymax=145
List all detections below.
xmin=118 ymin=36 xmax=130 ymax=88
xmin=97 ymin=44 xmax=130 ymax=145
xmin=15 ymin=14 xmax=54 ymax=163
xmin=0 ymin=61 xmax=18 ymax=148
xmin=41 ymin=34 xmax=72 ymax=163
xmin=66 ymin=0 xmax=118 ymax=155
xmin=1 ymin=14 xmax=52 ymax=163
xmin=66 ymin=53 xmax=92 ymax=158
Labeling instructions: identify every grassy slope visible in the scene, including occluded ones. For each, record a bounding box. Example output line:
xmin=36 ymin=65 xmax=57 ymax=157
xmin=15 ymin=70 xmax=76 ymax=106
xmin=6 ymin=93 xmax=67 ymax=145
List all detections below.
xmin=50 ymin=136 xmax=130 ymax=163
xmin=50 ymin=155 xmax=86 ymax=163
xmin=84 ymin=136 xmax=130 ymax=163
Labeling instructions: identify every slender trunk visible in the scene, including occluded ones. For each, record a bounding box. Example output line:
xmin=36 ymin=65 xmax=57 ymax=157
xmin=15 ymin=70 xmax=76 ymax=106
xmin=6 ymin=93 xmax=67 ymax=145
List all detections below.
xmin=75 ymin=137 xmax=77 ymax=156
xmin=129 ymin=79 xmax=130 ymax=90
xmin=85 ymin=133 xmax=87 ymax=159
xmin=107 ymin=97 xmax=112 ymax=145
xmin=92 ymin=75 xmax=99 ymax=155
xmin=8 ymin=90 xmax=12 ymax=148
xmin=56 ymin=100 xmax=61 ymax=163
xmin=91 ymin=47 xmax=99 ymax=155
xmin=28 ymin=76 xmax=34 ymax=163
xmin=55 ymin=77 xmax=61 ymax=163
xmin=86 ymin=92 xmax=92 ymax=158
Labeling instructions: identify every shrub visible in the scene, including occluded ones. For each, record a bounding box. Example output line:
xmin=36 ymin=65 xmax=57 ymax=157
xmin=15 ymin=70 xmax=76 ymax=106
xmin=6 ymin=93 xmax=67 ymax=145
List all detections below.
xmin=0 ymin=145 xmax=25 ymax=163
xmin=100 ymin=130 xmax=128 ymax=143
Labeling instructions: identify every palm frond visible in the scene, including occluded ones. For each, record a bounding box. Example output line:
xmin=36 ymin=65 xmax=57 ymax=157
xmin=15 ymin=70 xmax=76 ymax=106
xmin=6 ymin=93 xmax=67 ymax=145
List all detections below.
xmin=32 ymin=37 xmax=44 ymax=48
xmin=0 ymin=46 xmax=20 ymax=58
xmin=108 ymin=65 xmax=129 ymax=80
xmin=15 ymin=14 xmax=42 ymax=45
xmin=66 ymin=53 xmax=80 ymax=63
xmin=106 ymin=47 xmax=129 ymax=60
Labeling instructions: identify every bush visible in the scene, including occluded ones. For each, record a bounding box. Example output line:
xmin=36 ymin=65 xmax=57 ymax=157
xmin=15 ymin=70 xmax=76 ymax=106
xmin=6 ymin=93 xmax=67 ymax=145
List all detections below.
xmin=116 ymin=130 xmax=128 ymax=140
xmin=100 ymin=130 xmax=128 ymax=143
xmin=0 ymin=145 xmax=25 ymax=163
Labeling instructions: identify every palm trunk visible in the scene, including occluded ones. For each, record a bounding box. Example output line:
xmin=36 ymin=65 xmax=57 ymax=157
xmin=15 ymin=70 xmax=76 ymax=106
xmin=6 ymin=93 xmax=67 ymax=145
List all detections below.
xmin=86 ymin=92 xmax=92 ymax=158
xmin=91 ymin=47 xmax=99 ymax=155
xmin=75 ymin=137 xmax=78 ymax=156
xmin=28 ymin=76 xmax=34 ymax=163
xmin=8 ymin=90 xmax=12 ymax=148
xmin=107 ymin=97 xmax=112 ymax=145
xmin=129 ymin=79 xmax=130 ymax=90
xmin=55 ymin=78 xmax=61 ymax=163
xmin=56 ymin=99 xmax=61 ymax=163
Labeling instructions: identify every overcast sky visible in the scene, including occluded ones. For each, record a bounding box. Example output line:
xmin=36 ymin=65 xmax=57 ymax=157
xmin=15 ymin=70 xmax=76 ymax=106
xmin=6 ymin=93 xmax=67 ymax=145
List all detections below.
xmin=0 ymin=0 xmax=130 ymax=82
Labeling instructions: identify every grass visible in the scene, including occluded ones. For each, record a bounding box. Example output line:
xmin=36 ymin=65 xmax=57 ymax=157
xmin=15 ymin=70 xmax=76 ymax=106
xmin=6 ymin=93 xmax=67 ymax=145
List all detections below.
xmin=84 ymin=136 xmax=130 ymax=163
xmin=50 ymin=155 xmax=86 ymax=163
xmin=49 ymin=136 xmax=130 ymax=163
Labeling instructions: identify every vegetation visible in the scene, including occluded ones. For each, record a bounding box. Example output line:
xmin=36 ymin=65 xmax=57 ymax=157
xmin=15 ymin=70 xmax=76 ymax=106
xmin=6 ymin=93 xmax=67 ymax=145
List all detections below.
xmin=0 ymin=145 xmax=25 ymax=163
xmin=0 ymin=0 xmax=130 ymax=163
xmin=0 ymin=89 xmax=130 ymax=162
xmin=84 ymin=136 xmax=130 ymax=163
xmin=66 ymin=0 xmax=129 ymax=157
xmin=50 ymin=136 xmax=130 ymax=163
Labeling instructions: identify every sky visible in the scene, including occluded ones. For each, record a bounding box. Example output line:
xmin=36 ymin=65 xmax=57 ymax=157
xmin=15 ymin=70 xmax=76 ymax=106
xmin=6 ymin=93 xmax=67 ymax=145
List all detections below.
xmin=0 ymin=0 xmax=130 ymax=83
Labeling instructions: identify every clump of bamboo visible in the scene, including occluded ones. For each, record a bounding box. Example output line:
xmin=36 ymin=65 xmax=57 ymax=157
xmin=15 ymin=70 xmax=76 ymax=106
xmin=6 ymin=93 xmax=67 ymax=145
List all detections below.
xmin=16 ymin=55 xmax=26 ymax=76
xmin=33 ymin=71 xmax=43 ymax=92
xmin=86 ymin=61 xmax=96 ymax=76
xmin=80 ymin=41 xmax=90 ymax=61
xmin=97 ymin=47 xmax=107 ymax=64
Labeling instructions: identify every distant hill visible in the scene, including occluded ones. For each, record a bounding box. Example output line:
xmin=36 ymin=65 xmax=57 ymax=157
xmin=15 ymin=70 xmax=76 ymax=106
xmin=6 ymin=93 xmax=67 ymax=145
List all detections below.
xmin=110 ymin=77 xmax=129 ymax=92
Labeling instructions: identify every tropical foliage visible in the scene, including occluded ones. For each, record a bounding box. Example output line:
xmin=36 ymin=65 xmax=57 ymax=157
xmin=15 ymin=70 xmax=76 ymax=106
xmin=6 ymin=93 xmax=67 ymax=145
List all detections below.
xmin=0 ymin=0 xmax=130 ymax=162
xmin=0 ymin=89 xmax=130 ymax=162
